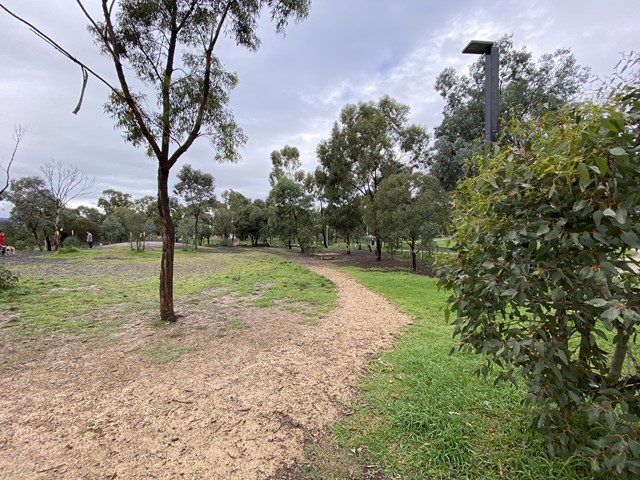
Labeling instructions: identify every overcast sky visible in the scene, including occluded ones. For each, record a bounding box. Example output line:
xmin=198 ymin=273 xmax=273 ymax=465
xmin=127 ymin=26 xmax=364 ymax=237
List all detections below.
xmin=0 ymin=0 xmax=637 ymax=217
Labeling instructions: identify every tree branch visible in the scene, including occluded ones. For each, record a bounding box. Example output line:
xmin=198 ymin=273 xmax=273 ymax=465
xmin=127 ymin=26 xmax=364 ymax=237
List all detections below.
xmin=0 ymin=3 xmax=118 ymax=97
xmin=0 ymin=125 xmax=25 ymax=200
xmin=99 ymin=0 xmax=162 ymax=159
xmin=169 ymin=0 xmax=234 ymax=167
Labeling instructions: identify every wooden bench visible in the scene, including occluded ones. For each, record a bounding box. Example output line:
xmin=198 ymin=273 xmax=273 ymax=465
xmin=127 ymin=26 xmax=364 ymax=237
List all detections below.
xmin=313 ymin=252 xmax=341 ymax=260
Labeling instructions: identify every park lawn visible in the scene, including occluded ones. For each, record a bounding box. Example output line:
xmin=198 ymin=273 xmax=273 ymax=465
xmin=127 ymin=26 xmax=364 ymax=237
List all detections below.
xmin=304 ymin=266 xmax=607 ymax=480
xmin=0 ymin=248 xmax=336 ymax=338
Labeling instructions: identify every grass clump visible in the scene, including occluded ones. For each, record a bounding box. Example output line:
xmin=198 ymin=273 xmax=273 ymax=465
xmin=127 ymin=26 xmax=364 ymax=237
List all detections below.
xmin=303 ymin=267 xmax=604 ymax=480
xmin=229 ymin=320 xmax=249 ymax=330
xmin=137 ymin=344 xmax=196 ymax=363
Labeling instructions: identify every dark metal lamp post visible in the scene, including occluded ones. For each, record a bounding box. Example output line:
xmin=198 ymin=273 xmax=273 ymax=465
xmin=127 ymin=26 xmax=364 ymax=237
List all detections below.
xmin=463 ymin=40 xmax=499 ymax=146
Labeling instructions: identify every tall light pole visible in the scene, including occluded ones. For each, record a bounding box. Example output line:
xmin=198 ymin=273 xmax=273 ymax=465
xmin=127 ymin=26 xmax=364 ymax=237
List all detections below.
xmin=462 ymin=40 xmax=499 ymax=146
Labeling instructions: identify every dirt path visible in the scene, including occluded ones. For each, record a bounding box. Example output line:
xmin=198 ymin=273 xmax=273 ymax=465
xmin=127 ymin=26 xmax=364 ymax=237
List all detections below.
xmin=0 ymin=257 xmax=413 ymax=479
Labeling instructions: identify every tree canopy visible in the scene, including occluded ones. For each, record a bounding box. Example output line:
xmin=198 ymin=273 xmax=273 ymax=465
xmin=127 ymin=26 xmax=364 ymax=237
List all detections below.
xmin=430 ymin=35 xmax=590 ymax=190
xmin=316 ymin=95 xmax=429 ymax=259
xmin=173 ymin=164 xmax=216 ymax=249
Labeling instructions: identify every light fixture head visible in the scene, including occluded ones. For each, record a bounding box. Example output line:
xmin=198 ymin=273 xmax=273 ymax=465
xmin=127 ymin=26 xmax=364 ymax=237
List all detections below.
xmin=462 ymin=40 xmax=494 ymax=55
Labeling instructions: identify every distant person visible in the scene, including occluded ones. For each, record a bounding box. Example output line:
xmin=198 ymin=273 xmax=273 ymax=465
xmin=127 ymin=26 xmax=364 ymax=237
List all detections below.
xmin=87 ymin=231 xmax=93 ymax=249
xmin=0 ymin=230 xmax=5 ymax=256
xmin=59 ymin=228 xmax=69 ymax=248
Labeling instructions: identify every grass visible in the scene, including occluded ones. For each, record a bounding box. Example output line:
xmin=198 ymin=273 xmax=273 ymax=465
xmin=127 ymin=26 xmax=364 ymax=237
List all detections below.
xmin=198 ymin=251 xmax=337 ymax=317
xmin=0 ymin=248 xmax=336 ymax=339
xmin=303 ymin=266 xmax=606 ymax=480
xmin=137 ymin=343 xmax=197 ymax=363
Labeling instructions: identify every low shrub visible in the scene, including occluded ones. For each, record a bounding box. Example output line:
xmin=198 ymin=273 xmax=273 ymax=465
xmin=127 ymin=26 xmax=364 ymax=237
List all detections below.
xmin=0 ymin=264 xmax=18 ymax=291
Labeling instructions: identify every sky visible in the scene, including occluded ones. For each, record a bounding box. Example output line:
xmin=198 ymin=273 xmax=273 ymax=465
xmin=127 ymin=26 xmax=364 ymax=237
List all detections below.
xmin=0 ymin=0 xmax=638 ymax=217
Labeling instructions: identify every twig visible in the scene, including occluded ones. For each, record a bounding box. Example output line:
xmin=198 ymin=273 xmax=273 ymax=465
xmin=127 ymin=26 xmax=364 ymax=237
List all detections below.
xmin=36 ymin=464 xmax=65 ymax=473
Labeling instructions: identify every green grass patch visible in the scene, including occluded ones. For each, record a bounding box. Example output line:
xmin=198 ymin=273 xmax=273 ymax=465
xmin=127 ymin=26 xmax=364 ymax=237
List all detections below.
xmin=0 ymin=249 xmax=337 ymax=341
xmin=137 ymin=344 xmax=196 ymax=363
xmin=303 ymin=266 xmax=604 ymax=480
xmin=200 ymin=251 xmax=337 ymax=317
xmin=229 ymin=320 xmax=249 ymax=330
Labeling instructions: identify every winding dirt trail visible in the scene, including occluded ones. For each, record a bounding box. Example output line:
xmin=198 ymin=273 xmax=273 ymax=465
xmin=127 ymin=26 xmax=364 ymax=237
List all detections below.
xmin=0 ymin=258 xmax=413 ymax=479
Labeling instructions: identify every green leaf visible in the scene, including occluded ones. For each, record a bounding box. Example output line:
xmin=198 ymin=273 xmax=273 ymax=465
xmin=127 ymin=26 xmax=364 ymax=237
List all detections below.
xmin=593 ymin=210 xmax=604 ymax=226
xmin=577 ymin=163 xmax=590 ymax=181
xmin=609 ymin=146 xmax=626 ymax=157
xmin=603 ymin=208 xmax=616 ymax=218
xmin=595 ymin=156 xmax=609 ymax=175
xmin=573 ymin=199 xmax=589 ymax=212
xmin=601 ymin=307 xmax=621 ymax=321
xmin=621 ymin=230 xmax=640 ymax=248
xmin=557 ymin=350 xmax=569 ymax=365
xmin=536 ymin=224 xmax=550 ymax=236
xmin=587 ymin=298 xmax=608 ymax=307
xmin=615 ymin=207 xmax=628 ymax=224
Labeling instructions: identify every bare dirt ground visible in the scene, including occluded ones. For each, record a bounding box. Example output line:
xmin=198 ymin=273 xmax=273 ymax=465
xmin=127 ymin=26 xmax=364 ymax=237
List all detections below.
xmin=0 ymin=246 xmax=415 ymax=479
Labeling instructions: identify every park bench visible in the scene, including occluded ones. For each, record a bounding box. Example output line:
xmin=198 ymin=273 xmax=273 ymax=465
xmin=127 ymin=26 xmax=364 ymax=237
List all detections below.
xmin=313 ymin=252 xmax=341 ymax=260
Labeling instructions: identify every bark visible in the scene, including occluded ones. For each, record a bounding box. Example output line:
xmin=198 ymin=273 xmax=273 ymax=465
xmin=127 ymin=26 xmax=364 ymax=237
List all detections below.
xmin=376 ymin=237 xmax=382 ymax=261
xmin=607 ymin=323 xmax=628 ymax=385
xmin=30 ymin=225 xmax=43 ymax=252
xmin=158 ymin=166 xmax=176 ymax=322
xmin=410 ymin=243 xmax=417 ymax=272
xmin=193 ymin=212 xmax=199 ymax=250
xmin=578 ymin=326 xmax=591 ymax=371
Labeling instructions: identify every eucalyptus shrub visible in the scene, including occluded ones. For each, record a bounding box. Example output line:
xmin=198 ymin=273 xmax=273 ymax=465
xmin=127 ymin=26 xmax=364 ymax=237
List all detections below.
xmin=439 ymin=84 xmax=640 ymax=477
xmin=0 ymin=265 xmax=18 ymax=291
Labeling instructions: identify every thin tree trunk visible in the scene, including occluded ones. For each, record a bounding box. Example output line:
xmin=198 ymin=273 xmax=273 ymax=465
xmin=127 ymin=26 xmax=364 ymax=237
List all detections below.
xmin=158 ymin=166 xmax=176 ymax=322
xmin=194 ymin=212 xmax=199 ymax=250
xmin=30 ymin=225 xmax=43 ymax=251
xmin=410 ymin=241 xmax=417 ymax=272
xmin=607 ymin=323 xmax=628 ymax=385
xmin=376 ymin=237 xmax=382 ymax=261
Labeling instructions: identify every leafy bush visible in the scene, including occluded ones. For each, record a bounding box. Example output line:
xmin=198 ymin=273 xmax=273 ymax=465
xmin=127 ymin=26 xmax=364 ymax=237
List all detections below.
xmin=59 ymin=237 xmax=81 ymax=253
xmin=439 ymin=81 xmax=640 ymax=477
xmin=0 ymin=264 xmax=18 ymax=291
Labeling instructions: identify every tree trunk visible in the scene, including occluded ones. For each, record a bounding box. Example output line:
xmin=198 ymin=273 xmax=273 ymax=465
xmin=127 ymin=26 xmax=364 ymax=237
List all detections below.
xmin=607 ymin=323 xmax=628 ymax=386
xmin=410 ymin=240 xmax=417 ymax=272
xmin=193 ymin=212 xmax=199 ymax=250
xmin=376 ymin=237 xmax=382 ymax=261
xmin=53 ymin=209 xmax=60 ymax=251
xmin=30 ymin=225 xmax=43 ymax=251
xmin=158 ymin=166 xmax=176 ymax=322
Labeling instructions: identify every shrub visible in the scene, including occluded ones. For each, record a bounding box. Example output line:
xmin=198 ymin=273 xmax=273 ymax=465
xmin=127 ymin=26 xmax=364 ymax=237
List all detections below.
xmin=0 ymin=264 xmax=18 ymax=291
xmin=439 ymin=82 xmax=640 ymax=477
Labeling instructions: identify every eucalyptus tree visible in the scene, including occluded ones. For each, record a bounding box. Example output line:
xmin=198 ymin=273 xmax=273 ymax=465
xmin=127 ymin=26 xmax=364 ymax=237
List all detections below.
xmin=173 ymin=164 xmax=216 ymax=249
xmin=6 ymin=176 xmax=55 ymax=251
xmin=102 ymin=215 xmax=126 ymax=243
xmin=431 ymin=34 xmax=590 ymax=190
xmin=365 ymin=172 xmax=449 ymax=272
xmin=235 ymin=199 xmax=269 ymax=246
xmin=267 ymin=146 xmax=315 ymax=250
xmin=316 ymin=96 xmax=429 ymax=260
xmin=1 ymin=0 xmax=310 ymax=321
xmin=213 ymin=189 xmax=250 ymax=243
xmin=74 ymin=205 xmax=104 ymax=225
xmin=97 ymin=189 xmax=133 ymax=216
